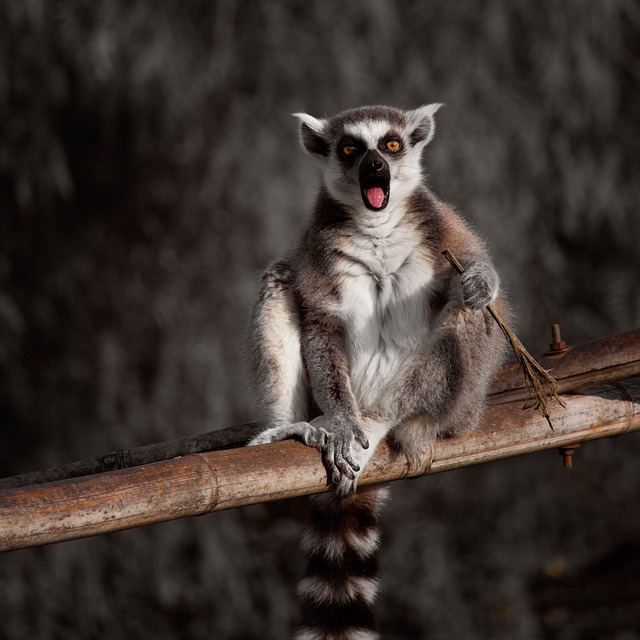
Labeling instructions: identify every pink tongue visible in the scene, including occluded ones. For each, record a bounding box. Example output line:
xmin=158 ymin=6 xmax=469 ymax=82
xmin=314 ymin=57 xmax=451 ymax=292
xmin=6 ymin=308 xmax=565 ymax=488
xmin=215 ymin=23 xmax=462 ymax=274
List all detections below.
xmin=365 ymin=186 xmax=385 ymax=209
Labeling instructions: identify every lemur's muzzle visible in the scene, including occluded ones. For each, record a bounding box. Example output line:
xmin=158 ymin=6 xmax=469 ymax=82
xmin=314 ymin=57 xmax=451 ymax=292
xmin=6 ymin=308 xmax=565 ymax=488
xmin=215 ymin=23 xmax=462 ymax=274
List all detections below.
xmin=359 ymin=150 xmax=390 ymax=211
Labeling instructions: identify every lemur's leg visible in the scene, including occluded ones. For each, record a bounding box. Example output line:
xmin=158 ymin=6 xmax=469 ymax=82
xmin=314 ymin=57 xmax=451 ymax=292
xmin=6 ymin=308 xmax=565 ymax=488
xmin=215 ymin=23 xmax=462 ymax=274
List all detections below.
xmin=389 ymin=294 xmax=505 ymax=453
xmin=249 ymin=276 xmax=371 ymax=489
xmin=248 ymin=262 xmax=343 ymax=453
xmin=247 ymin=262 xmax=319 ymax=446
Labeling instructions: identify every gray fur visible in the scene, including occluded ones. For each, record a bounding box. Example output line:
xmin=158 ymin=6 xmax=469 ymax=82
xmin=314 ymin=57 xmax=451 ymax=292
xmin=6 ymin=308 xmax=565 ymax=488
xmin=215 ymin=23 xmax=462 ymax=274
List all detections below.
xmin=248 ymin=105 xmax=507 ymax=495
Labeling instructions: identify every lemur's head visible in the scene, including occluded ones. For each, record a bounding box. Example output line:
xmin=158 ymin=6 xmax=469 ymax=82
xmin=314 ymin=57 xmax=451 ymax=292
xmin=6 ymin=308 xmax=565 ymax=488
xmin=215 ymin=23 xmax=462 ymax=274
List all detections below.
xmin=293 ymin=104 xmax=442 ymax=214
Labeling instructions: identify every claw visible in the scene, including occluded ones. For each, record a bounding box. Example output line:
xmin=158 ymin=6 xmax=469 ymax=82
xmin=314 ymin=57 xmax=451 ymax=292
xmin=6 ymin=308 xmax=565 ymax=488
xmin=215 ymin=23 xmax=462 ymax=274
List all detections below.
xmin=342 ymin=444 xmax=360 ymax=472
xmin=344 ymin=455 xmax=360 ymax=472
xmin=337 ymin=458 xmax=356 ymax=480
xmin=357 ymin=434 xmax=370 ymax=449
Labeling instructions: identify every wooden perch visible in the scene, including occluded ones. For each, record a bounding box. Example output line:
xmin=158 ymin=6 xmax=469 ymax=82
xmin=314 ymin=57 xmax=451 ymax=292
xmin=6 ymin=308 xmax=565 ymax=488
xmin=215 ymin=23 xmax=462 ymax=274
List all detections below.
xmin=1 ymin=378 xmax=639 ymax=552
xmin=1 ymin=328 xmax=638 ymax=491
xmin=490 ymin=327 xmax=640 ymax=404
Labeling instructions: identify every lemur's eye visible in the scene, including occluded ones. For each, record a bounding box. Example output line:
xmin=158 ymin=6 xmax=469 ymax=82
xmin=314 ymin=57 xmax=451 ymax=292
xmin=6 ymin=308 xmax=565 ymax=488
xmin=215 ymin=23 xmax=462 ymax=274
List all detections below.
xmin=386 ymin=140 xmax=401 ymax=152
xmin=342 ymin=144 xmax=357 ymax=156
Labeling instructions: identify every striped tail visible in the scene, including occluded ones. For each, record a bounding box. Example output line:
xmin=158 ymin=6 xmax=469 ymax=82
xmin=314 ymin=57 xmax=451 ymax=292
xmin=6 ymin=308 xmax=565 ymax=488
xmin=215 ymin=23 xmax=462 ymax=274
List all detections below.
xmin=295 ymin=485 xmax=390 ymax=640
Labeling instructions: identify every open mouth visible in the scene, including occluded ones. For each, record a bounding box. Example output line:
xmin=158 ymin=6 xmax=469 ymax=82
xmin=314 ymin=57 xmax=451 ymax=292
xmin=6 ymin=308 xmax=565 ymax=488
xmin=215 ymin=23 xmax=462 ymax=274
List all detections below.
xmin=361 ymin=176 xmax=390 ymax=211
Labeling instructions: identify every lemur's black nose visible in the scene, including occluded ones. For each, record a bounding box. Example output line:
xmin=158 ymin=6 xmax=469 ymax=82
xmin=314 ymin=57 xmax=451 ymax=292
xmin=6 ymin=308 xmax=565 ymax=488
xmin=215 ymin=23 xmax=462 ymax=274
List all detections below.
xmin=361 ymin=150 xmax=385 ymax=173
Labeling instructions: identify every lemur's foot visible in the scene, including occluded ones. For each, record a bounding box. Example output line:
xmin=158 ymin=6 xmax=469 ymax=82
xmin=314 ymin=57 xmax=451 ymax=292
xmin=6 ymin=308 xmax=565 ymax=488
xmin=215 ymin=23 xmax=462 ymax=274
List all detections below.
xmin=248 ymin=416 xmax=370 ymax=496
xmin=248 ymin=421 xmax=328 ymax=448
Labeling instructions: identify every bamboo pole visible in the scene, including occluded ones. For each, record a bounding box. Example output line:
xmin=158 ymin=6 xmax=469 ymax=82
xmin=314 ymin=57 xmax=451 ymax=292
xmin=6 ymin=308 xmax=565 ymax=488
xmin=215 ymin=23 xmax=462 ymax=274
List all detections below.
xmin=0 ymin=422 xmax=262 ymax=490
xmin=1 ymin=379 xmax=639 ymax=552
xmin=490 ymin=327 xmax=640 ymax=405
xmin=2 ymin=328 xmax=638 ymax=491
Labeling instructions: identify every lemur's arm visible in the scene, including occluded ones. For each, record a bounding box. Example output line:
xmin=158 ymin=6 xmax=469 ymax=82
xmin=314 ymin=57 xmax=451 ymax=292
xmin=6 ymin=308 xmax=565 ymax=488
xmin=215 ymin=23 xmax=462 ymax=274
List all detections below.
xmin=300 ymin=308 xmax=370 ymax=484
xmin=435 ymin=206 xmax=500 ymax=310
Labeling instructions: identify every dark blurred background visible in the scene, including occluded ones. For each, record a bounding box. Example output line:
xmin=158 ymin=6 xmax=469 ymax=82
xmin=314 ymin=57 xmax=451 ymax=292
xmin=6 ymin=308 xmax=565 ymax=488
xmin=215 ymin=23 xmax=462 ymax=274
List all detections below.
xmin=1 ymin=1 xmax=640 ymax=638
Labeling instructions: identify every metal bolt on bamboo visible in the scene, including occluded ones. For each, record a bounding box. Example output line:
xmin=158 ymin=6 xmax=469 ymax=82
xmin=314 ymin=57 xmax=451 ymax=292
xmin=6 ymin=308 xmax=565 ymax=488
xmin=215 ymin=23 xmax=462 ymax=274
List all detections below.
xmin=559 ymin=443 xmax=581 ymax=469
xmin=546 ymin=323 xmax=571 ymax=355
xmin=442 ymin=249 xmax=565 ymax=430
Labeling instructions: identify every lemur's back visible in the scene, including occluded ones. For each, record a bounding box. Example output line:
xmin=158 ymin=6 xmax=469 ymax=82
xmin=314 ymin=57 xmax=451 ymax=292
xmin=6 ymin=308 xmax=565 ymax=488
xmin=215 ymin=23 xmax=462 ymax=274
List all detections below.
xmin=249 ymin=105 xmax=507 ymax=639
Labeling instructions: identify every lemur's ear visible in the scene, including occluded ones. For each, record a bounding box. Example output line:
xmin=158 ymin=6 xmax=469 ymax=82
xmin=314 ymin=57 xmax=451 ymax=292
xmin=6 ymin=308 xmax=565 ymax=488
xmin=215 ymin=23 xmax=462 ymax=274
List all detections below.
xmin=406 ymin=103 xmax=444 ymax=148
xmin=292 ymin=113 xmax=330 ymax=157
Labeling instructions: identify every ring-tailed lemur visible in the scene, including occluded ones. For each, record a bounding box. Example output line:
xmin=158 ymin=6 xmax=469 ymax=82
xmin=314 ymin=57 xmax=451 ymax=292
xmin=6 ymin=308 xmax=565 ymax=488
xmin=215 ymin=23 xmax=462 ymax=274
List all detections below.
xmin=248 ymin=105 xmax=508 ymax=639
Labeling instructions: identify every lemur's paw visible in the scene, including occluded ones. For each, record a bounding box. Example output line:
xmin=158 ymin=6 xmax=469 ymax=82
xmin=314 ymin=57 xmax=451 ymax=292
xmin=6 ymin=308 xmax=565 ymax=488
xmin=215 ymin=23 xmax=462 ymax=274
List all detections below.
xmin=461 ymin=262 xmax=499 ymax=310
xmin=248 ymin=422 xmax=328 ymax=448
xmin=248 ymin=418 xmax=372 ymax=496
xmin=315 ymin=419 xmax=369 ymax=491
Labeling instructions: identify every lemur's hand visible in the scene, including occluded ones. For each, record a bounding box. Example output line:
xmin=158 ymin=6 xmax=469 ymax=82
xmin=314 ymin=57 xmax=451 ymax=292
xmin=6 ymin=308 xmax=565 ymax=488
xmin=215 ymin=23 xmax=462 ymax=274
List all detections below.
xmin=248 ymin=416 xmax=370 ymax=496
xmin=318 ymin=418 xmax=369 ymax=491
xmin=460 ymin=261 xmax=499 ymax=310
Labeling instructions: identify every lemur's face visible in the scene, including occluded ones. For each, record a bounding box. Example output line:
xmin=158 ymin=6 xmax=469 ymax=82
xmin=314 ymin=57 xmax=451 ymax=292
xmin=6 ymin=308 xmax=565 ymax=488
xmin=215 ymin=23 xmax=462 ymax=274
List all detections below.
xmin=295 ymin=105 xmax=442 ymax=215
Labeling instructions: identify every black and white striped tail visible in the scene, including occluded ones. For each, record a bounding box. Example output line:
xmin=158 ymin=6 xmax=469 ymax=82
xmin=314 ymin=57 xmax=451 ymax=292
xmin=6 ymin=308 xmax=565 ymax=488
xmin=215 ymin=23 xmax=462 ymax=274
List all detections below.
xmin=295 ymin=485 xmax=389 ymax=640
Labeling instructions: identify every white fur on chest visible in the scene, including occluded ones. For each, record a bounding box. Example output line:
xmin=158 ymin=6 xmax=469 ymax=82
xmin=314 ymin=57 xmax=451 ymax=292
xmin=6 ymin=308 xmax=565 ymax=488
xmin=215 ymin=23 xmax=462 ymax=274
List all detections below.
xmin=332 ymin=220 xmax=435 ymax=411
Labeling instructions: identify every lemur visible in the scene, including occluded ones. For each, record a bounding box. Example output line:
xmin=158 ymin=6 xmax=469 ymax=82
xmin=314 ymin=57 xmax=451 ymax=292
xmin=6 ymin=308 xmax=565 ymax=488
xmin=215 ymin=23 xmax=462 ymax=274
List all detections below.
xmin=248 ymin=104 xmax=507 ymax=640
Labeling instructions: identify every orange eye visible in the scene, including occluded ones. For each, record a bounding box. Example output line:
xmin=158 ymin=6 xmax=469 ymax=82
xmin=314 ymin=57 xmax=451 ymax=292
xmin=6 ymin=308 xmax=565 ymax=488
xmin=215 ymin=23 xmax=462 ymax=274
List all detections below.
xmin=342 ymin=145 xmax=357 ymax=156
xmin=386 ymin=140 xmax=401 ymax=152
